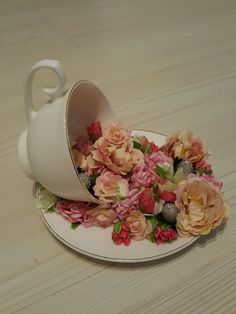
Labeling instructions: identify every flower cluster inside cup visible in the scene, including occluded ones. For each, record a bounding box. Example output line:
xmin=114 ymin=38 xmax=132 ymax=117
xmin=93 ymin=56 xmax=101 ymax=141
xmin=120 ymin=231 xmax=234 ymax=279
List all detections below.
xmin=39 ymin=121 xmax=229 ymax=246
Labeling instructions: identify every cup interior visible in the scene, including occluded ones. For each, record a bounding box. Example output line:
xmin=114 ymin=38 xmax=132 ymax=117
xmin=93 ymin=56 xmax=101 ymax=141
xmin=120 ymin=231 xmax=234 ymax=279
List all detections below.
xmin=66 ymin=81 xmax=115 ymax=144
xmin=65 ymin=81 xmax=115 ymax=202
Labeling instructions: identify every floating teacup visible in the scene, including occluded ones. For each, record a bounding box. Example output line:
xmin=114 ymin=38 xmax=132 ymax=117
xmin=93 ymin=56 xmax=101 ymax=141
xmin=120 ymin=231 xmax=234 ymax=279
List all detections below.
xmin=18 ymin=59 xmax=115 ymax=202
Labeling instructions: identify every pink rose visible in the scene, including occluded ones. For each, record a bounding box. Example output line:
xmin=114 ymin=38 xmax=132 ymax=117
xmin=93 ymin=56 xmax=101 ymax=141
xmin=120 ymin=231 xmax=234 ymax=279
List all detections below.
xmin=126 ymin=210 xmax=152 ymax=240
xmin=175 ymin=176 xmax=229 ymax=236
xmin=112 ymin=189 xmax=141 ymax=220
xmin=161 ymin=130 xmax=208 ymax=163
xmin=56 ymin=200 xmax=90 ymax=223
xmin=87 ymin=121 xmax=102 ymax=142
xmin=93 ymin=171 xmax=129 ymax=204
xmin=139 ymin=188 xmax=155 ymax=214
xmin=144 ymin=151 xmax=173 ymax=170
xmin=131 ymin=163 xmax=157 ymax=188
xmin=86 ymin=206 xmax=118 ymax=228
xmin=104 ymin=121 xmax=130 ymax=148
xmin=154 ymin=226 xmax=178 ymax=245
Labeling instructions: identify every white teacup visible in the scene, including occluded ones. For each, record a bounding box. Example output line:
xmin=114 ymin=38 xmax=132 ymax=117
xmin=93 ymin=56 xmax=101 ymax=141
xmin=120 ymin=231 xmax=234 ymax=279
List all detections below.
xmin=18 ymin=59 xmax=115 ymax=202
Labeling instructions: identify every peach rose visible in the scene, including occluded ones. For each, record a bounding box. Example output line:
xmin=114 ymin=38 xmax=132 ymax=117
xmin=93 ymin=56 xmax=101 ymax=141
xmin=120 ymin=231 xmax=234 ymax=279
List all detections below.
xmin=86 ymin=206 xmax=118 ymax=228
xmin=93 ymin=171 xmax=129 ymax=204
xmin=175 ymin=176 xmax=229 ymax=237
xmin=72 ymin=149 xmax=87 ymax=169
xmin=126 ymin=210 xmax=152 ymax=240
xmin=104 ymin=121 xmax=130 ymax=148
xmin=131 ymin=148 xmax=144 ymax=165
xmin=162 ymin=131 xmax=208 ymax=163
xmin=92 ymin=137 xmax=140 ymax=175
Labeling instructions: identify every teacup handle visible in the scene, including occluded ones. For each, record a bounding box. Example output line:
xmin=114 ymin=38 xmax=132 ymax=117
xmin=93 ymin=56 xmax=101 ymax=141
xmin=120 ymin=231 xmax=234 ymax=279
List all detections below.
xmin=25 ymin=59 xmax=66 ymax=121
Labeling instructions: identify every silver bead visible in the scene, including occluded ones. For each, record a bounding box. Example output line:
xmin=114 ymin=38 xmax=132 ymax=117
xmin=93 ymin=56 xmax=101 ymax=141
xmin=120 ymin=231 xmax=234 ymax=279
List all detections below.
xmin=162 ymin=203 xmax=179 ymax=223
xmin=79 ymin=173 xmax=91 ymax=188
xmin=178 ymin=160 xmax=193 ymax=177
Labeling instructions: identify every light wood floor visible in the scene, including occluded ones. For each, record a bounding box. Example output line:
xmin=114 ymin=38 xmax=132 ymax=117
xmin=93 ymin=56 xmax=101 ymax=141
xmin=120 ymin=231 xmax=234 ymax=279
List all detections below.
xmin=0 ymin=1 xmax=236 ymax=313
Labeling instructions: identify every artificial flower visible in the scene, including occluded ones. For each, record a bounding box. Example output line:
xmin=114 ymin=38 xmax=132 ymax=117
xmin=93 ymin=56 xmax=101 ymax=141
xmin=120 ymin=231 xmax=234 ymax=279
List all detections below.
xmin=93 ymin=171 xmax=129 ymax=203
xmin=130 ymin=163 xmax=157 ymax=188
xmin=112 ymin=189 xmax=141 ymax=220
xmin=87 ymin=121 xmax=102 ymax=142
xmin=72 ymin=149 xmax=87 ymax=169
xmin=86 ymin=206 xmax=118 ymax=228
xmin=92 ymin=137 xmax=134 ymax=175
xmin=154 ymin=226 xmax=178 ymax=245
xmin=158 ymin=190 xmax=176 ymax=203
xmin=104 ymin=121 xmax=130 ymax=148
xmin=161 ymin=130 xmax=208 ymax=163
xmin=139 ymin=188 xmax=155 ymax=214
xmin=56 ymin=200 xmax=89 ymax=223
xmin=72 ymin=136 xmax=91 ymax=155
xmin=112 ymin=222 xmax=131 ymax=246
xmin=126 ymin=210 xmax=152 ymax=240
xmin=175 ymin=176 xmax=229 ymax=236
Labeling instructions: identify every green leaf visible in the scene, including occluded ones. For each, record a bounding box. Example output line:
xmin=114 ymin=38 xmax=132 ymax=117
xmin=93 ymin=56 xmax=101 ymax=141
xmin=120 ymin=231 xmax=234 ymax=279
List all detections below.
xmin=114 ymin=221 xmax=123 ymax=234
xmin=37 ymin=186 xmax=58 ymax=212
xmin=153 ymin=185 xmax=160 ymax=202
xmin=148 ymin=216 xmax=159 ymax=230
xmin=196 ymin=168 xmax=213 ymax=176
xmin=156 ymin=165 xmax=168 ymax=179
xmin=160 ymin=223 xmax=170 ymax=231
xmin=71 ymin=222 xmax=81 ymax=229
xmin=172 ymin=167 xmax=184 ymax=184
xmin=146 ymin=232 xmax=155 ymax=243
xmin=133 ymin=141 xmax=142 ymax=150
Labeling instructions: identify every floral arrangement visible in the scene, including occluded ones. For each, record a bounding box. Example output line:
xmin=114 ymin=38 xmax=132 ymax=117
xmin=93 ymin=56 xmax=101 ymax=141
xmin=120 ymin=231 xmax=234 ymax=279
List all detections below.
xmin=37 ymin=121 xmax=229 ymax=246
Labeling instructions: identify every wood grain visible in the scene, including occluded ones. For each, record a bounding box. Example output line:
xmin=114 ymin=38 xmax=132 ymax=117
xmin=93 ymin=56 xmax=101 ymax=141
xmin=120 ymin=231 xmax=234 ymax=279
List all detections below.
xmin=0 ymin=0 xmax=236 ymax=313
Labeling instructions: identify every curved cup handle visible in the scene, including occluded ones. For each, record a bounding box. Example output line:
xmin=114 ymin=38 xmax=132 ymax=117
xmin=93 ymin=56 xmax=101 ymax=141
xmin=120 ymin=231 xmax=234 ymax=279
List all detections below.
xmin=25 ymin=59 xmax=66 ymax=121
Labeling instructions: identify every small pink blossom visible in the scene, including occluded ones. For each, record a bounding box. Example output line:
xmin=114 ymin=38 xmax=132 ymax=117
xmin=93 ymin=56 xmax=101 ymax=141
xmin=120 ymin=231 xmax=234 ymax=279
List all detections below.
xmin=144 ymin=151 xmax=173 ymax=169
xmin=201 ymin=174 xmax=223 ymax=190
xmin=72 ymin=136 xmax=91 ymax=156
xmin=112 ymin=189 xmax=141 ymax=220
xmin=195 ymin=160 xmax=212 ymax=171
xmin=112 ymin=223 xmax=131 ymax=246
xmin=131 ymin=163 xmax=157 ymax=188
xmin=154 ymin=226 xmax=178 ymax=245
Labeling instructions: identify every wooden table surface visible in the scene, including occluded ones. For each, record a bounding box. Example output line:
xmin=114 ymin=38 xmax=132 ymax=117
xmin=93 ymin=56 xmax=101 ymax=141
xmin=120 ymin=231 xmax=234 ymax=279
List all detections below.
xmin=1 ymin=1 xmax=236 ymax=313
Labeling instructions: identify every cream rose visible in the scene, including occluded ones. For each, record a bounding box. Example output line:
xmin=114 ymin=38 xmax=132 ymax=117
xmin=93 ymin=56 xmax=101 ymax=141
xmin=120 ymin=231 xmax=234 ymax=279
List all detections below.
xmin=93 ymin=171 xmax=129 ymax=204
xmin=162 ymin=130 xmax=208 ymax=163
xmin=126 ymin=210 xmax=152 ymax=240
xmin=175 ymin=176 xmax=229 ymax=237
xmin=92 ymin=137 xmax=141 ymax=175
xmin=104 ymin=121 xmax=130 ymax=148
xmin=86 ymin=206 xmax=118 ymax=228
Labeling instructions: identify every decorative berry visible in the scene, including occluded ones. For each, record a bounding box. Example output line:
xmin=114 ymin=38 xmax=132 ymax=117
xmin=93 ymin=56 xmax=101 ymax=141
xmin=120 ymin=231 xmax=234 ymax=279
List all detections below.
xmin=162 ymin=203 xmax=179 ymax=223
xmin=178 ymin=160 xmax=193 ymax=177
